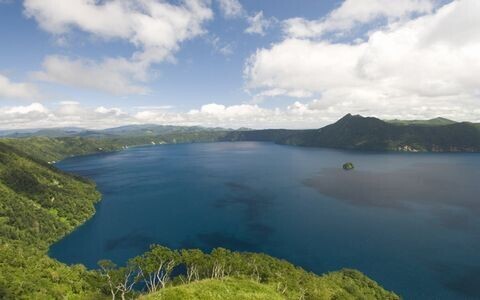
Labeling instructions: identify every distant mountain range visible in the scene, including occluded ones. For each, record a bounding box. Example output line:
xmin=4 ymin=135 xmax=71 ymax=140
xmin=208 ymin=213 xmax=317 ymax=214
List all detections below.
xmin=384 ymin=117 xmax=458 ymax=126
xmin=0 ymin=124 xmax=228 ymax=138
xmin=2 ymin=114 xmax=480 ymax=153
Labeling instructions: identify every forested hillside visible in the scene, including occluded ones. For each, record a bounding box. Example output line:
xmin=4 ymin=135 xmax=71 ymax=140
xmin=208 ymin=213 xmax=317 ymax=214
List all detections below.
xmin=1 ymin=131 xmax=227 ymax=162
xmin=0 ymin=141 xmax=103 ymax=299
xmin=223 ymin=114 xmax=480 ymax=152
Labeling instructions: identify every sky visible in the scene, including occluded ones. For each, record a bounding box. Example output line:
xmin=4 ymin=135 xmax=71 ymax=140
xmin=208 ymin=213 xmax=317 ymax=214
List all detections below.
xmin=0 ymin=0 xmax=479 ymax=129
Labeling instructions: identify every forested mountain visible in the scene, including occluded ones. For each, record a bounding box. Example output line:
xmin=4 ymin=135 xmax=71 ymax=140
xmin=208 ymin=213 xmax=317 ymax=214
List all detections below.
xmin=223 ymin=114 xmax=480 ymax=152
xmin=0 ymin=139 xmax=398 ymax=299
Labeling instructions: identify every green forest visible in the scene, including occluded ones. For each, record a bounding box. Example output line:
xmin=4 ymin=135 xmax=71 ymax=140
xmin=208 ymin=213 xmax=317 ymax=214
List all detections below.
xmin=0 ymin=136 xmax=400 ymax=299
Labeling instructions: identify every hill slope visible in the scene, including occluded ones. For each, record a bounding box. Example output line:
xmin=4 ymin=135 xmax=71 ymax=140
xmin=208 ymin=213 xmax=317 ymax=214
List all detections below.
xmin=0 ymin=141 xmax=103 ymax=299
xmin=1 ymin=130 xmax=228 ymax=162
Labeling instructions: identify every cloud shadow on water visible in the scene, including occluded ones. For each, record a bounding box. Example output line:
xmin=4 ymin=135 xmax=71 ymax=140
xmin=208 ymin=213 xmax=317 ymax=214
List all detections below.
xmin=303 ymin=163 xmax=480 ymax=232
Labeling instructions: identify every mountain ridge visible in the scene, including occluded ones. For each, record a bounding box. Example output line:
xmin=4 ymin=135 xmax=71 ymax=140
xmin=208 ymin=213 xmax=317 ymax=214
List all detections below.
xmin=223 ymin=114 xmax=480 ymax=152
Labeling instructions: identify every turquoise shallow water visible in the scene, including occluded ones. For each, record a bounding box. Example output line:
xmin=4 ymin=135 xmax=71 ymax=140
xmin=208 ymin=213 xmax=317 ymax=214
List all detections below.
xmin=50 ymin=142 xmax=480 ymax=299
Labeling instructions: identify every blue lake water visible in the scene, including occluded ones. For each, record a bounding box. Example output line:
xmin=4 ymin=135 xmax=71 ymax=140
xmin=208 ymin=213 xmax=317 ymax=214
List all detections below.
xmin=50 ymin=142 xmax=480 ymax=299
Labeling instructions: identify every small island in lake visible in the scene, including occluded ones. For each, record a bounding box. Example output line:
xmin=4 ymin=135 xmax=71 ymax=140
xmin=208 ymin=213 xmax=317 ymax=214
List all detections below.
xmin=343 ymin=162 xmax=355 ymax=170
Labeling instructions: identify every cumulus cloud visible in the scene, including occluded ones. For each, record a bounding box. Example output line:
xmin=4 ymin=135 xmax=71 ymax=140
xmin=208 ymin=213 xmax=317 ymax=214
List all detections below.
xmin=283 ymin=0 xmax=436 ymax=38
xmin=245 ymin=0 xmax=480 ymax=121
xmin=0 ymin=101 xmax=131 ymax=129
xmin=0 ymin=103 xmax=51 ymax=128
xmin=245 ymin=11 xmax=275 ymax=36
xmin=24 ymin=0 xmax=213 ymax=94
xmin=216 ymin=0 xmax=244 ymax=18
xmin=0 ymin=73 xmax=39 ymax=100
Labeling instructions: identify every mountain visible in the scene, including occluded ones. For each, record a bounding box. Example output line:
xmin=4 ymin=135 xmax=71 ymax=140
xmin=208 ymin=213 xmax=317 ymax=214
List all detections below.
xmin=0 ymin=127 xmax=85 ymax=138
xmin=385 ymin=117 xmax=457 ymax=126
xmin=223 ymin=114 xmax=480 ymax=152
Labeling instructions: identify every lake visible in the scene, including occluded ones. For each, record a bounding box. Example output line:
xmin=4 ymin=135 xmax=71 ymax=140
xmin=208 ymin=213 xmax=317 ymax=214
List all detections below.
xmin=50 ymin=142 xmax=480 ymax=299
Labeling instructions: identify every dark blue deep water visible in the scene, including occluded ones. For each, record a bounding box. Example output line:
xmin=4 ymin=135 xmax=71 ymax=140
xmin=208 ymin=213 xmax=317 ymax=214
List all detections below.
xmin=50 ymin=142 xmax=480 ymax=299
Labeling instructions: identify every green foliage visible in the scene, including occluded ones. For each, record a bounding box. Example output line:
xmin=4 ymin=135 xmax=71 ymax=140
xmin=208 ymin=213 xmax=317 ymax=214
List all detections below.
xmin=343 ymin=162 xmax=354 ymax=170
xmin=0 ymin=142 xmax=100 ymax=246
xmin=97 ymin=245 xmax=399 ymax=300
xmin=0 ymin=238 xmax=104 ymax=299
xmin=0 ymin=141 xmax=102 ymax=299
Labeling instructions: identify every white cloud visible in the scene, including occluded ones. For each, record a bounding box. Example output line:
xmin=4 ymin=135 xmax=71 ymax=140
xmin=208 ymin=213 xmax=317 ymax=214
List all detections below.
xmin=245 ymin=0 xmax=480 ymax=121
xmin=0 ymin=73 xmax=39 ymax=100
xmin=32 ymin=55 xmax=149 ymax=95
xmin=4 ymin=102 xmax=48 ymax=115
xmin=283 ymin=0 xmax=436 ymax=38
xmin=0 ymin=103 xmax=51 ymax=127
xmin=24 ymin=0 xmax=213 ymax=94
xmin=217 ymin=0 xmax=244 ymax=18
xmin=245 ymin=11 xmax=274 ymax=36
xmin=0 ymin=101 xmax=131 ymax=129
xmin=0 ymin=100 xmax=356 ymax=130
xmin=134 ymin=102 xmax=341 ymax=128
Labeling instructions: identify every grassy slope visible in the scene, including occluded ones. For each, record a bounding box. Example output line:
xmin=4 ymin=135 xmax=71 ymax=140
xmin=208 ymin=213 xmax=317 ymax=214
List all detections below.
xmin=142 ymin=269 xmax=399 ymax=300
xmin=140 ymin=278 xmax=284 ymax=300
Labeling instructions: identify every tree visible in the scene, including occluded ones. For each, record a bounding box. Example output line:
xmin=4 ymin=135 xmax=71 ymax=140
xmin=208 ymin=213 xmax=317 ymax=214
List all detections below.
xmin=98 ymin=260 xmax=139 ymax=300
xmin=98 ymin=260 xmax=118 ymax=300
xmin=131 ymin=245 xmax=179 ymax=293
xmin=180 ymin=249 xmax=206 ymax=283
xmin=115 ymin=264 xmax=139 ymax=300
xmin=210 ymin=248 xmax=232 ymax=279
